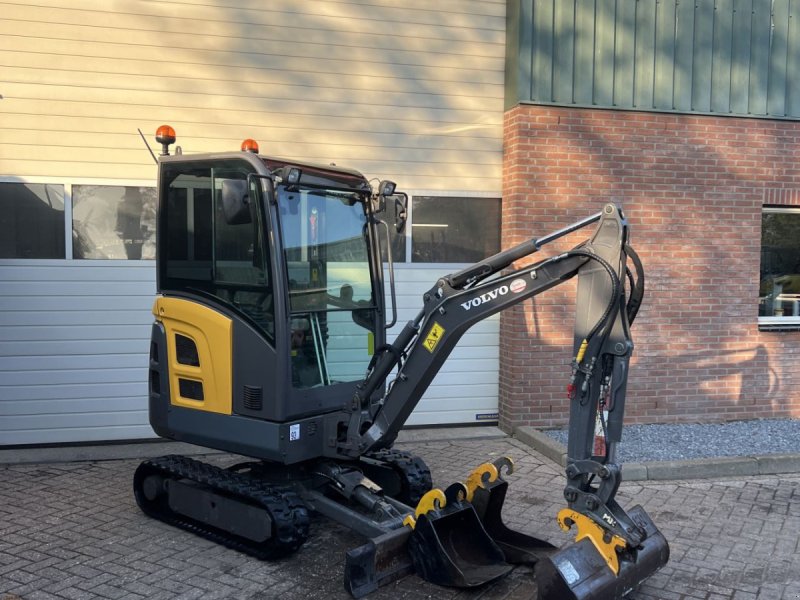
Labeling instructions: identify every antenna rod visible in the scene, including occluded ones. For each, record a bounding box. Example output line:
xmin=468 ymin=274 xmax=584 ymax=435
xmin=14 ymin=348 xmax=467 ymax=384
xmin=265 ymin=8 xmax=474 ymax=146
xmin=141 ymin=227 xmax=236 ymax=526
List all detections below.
xmin=138 ymin=128 xmax=158 ymax=164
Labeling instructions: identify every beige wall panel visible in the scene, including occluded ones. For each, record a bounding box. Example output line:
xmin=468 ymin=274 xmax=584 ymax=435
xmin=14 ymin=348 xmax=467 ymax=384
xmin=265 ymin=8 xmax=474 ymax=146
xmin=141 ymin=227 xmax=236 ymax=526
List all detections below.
xmin=0 ymin=112 xmax=501 ymax=145
xmin=1 ymin=82 xmax=501 ymax=132
xmin=1 ymin=51 xmax=504 ymax=95
xmin=0 ymin=25 xmax=505 ymax=84
xmin=1 ymin=1 xmax=504 ymax=42
xmin=2 ymin=65 xmax=502 ymax=110
xmin=0 ymin=0 xmax=505 ymax=193
xmin=2 ymin=0 xmax=505 ymax=17
xmin=0 ymin=129 xmax=501 ymax=167
xmin=0 ymin=144 xmax=496 ymax=183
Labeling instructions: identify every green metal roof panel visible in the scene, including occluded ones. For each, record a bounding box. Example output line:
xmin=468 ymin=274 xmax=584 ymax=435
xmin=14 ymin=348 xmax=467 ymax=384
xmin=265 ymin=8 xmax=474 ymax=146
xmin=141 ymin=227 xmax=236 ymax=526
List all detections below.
xmin=506 ymin=0 xmax=800 ymax=120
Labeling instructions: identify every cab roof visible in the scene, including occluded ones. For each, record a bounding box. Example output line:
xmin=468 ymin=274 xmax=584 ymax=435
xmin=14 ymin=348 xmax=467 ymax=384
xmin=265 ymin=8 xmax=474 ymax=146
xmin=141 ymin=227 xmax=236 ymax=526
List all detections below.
xmin=159 ymin=151 xmax=371 ymax=194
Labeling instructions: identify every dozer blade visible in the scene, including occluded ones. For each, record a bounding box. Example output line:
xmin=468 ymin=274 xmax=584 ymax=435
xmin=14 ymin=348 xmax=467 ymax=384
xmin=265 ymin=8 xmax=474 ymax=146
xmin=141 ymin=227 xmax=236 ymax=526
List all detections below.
xmin=536 ymin=505 xmax=669 ymax=600
xmin=408 ymin=484 xmax=512 ymax=588
xmin=466 ymin=458 xmax=556 ymax=565
xmin=344 ymin=527 xmax=414 ymax=598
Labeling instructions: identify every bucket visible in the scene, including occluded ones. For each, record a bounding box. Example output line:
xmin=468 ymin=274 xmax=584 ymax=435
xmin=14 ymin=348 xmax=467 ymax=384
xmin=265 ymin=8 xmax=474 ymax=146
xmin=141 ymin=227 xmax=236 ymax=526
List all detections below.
xmin=471 ymin=476 xmax=557 ymax=564
xmin=408 ymin=485 xmax=512 ymax=588
xmin=536 ymin=505 xmax=669 ymax=600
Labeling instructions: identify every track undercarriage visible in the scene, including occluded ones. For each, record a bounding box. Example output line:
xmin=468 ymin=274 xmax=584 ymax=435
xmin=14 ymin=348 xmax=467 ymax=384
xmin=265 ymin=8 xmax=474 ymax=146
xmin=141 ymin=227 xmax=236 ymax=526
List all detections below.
xmin=133 ymin=449 xmax=433 ymax=563
xmin=133 ymin=451 xmax=578 ymax=598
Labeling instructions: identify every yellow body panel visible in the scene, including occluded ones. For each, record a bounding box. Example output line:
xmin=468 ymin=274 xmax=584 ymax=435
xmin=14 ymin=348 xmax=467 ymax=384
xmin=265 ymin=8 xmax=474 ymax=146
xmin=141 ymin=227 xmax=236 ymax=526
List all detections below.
xmin=153 ymin=297 xmax=233 ymax=415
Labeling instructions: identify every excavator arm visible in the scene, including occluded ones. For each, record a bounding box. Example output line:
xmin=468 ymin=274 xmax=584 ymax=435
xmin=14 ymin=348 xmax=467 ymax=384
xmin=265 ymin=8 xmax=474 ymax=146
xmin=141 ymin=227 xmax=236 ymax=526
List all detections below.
xmin=341 ymin=203 xmax=652 ymax=553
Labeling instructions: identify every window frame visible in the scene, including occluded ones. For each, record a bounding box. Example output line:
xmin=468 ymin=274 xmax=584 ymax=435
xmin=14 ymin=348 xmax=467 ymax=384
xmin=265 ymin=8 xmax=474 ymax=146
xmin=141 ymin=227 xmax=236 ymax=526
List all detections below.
xmin=0 ymin=176 xmax=156 ymax=265
xmin=758 ymin=205 xmax=800 ymax=330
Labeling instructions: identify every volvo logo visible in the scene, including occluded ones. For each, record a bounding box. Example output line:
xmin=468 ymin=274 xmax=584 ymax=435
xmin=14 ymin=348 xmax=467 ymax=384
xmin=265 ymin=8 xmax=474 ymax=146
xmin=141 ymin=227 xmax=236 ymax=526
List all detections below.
xmin=460 ymin=279 xmax=527 ymax=311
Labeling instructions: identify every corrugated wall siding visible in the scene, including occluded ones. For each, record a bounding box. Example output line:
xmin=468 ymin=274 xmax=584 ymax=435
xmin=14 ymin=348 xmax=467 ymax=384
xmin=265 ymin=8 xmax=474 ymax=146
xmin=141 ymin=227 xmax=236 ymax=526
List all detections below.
xmin=0 ymin=262 xmax=156 ymax=444
xmin=507 ymin=0 xmax=800 ymax=118
xmin=0 ymin=0 xmax=505 ymax=192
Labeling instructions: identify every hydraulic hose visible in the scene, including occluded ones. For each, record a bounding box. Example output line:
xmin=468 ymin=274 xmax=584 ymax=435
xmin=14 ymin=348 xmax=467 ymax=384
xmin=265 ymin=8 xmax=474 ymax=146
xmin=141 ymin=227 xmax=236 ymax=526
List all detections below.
xmin=563 ymin=249 xmax=621 ymax=344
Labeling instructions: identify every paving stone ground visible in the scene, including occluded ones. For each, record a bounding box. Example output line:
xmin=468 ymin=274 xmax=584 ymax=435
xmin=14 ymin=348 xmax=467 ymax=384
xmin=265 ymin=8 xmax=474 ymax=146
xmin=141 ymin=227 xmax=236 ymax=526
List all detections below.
xmin=1 ymin=435 xmax=800 ymax=600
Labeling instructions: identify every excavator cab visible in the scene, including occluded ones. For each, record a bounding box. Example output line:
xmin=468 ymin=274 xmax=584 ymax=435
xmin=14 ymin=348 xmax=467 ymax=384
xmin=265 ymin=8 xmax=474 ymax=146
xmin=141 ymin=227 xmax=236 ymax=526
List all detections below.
xmin=139 ymin=129 xmax=668 ymax=600
xmin=148 ymin=150 xmax=399 ymax=461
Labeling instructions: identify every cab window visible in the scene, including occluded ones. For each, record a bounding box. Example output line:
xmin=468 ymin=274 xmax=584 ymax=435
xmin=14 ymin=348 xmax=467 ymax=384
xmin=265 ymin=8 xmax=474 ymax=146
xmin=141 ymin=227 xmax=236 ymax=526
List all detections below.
xmin=160 ymin=161 xmax=274 ymax=340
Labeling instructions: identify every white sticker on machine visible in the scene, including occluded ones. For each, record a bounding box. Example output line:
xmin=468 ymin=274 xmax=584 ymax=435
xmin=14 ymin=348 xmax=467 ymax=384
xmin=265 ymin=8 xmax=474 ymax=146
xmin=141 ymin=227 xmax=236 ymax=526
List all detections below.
xmin=556 ymin=558 xmax=581 ymax=585
xmin=289 ymin=423 xmax=300 ymax=441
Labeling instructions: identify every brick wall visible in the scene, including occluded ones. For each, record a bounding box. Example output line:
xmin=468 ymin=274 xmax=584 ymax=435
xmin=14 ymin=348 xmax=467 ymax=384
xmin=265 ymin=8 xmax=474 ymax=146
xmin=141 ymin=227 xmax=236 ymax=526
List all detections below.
xmin=499 ymin=105 xmax=800 ymax=431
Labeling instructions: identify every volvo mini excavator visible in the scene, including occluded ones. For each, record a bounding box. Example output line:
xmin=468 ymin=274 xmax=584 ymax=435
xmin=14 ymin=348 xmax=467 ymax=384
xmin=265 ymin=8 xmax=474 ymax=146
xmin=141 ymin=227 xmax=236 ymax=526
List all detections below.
xmin=134 ymin=126 xmax=669 ymax=600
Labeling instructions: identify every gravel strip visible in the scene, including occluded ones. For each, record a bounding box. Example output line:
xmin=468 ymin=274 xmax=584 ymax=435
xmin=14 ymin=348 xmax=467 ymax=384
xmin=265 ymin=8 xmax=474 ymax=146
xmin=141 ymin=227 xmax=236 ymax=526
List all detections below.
xmin=543 ymin=418 xmax=800 ymax=462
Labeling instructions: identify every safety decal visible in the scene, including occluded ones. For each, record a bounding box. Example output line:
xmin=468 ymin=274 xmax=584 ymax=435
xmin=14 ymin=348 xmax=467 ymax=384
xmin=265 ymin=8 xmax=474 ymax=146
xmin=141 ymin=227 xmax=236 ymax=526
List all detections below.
xmin=423 ymin=322 xmax=445 ymax=353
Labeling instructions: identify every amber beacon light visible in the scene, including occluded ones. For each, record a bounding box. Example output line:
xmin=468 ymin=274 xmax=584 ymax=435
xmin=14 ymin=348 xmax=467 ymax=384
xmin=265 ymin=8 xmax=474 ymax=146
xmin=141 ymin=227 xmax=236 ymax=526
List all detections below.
xmin=241 ymin=138 xmax=259 ymax=153
xmin=155 ymin=125 xmax=176 ymax=156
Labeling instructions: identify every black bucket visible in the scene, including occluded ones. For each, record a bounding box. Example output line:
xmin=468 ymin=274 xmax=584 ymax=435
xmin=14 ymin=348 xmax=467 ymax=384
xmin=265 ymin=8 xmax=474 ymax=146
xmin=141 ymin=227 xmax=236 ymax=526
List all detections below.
xmin=408 ymin=487 xmax=512 ymax=588
xmin=536 ymin=505 xmax=669 ymax=600
xmin=471 ymin=476 xmax=556 ymax=565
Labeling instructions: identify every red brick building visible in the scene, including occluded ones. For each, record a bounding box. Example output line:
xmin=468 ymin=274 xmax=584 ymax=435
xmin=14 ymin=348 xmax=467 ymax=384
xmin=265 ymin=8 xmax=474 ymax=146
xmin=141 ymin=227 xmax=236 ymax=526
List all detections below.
xmin=500 ymin=0 xmax=800 ymax=430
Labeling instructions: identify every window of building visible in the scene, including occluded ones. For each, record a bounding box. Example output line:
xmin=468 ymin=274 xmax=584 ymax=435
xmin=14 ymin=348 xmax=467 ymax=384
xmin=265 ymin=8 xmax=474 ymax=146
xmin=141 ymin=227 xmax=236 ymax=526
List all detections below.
xmin=0 ymin=183 xmax=65 ymax=258
xmin=72 ymin=186 xmax=157 ymax=259
xmin=759 ymin=206 xmax=800 ymax=325
xmin=411 ymin=196 xmax=500 ymax=263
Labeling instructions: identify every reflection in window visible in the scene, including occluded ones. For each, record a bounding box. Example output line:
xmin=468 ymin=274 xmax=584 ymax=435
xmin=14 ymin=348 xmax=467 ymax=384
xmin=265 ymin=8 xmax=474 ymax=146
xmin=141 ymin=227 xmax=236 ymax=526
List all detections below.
xmin=760 ymin=207 xmax=800 ymax=320
xmin=0 ymin=183 xmax=65 ymax=259
xmin=277 ymin=186 xmax=378 ymax=388
xmin=72 ymin=186 xmax=157 ymax=259
xmin=278 ymin=187 xmax=374 ymax=308
xmin=411 ymin=196 xmax=500 ymax=263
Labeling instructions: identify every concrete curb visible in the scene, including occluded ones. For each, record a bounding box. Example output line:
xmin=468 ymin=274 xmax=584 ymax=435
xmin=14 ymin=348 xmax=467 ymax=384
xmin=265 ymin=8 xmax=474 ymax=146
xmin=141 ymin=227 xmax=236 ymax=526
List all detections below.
xmin=514 ymin=426 xmax=800 ymax=481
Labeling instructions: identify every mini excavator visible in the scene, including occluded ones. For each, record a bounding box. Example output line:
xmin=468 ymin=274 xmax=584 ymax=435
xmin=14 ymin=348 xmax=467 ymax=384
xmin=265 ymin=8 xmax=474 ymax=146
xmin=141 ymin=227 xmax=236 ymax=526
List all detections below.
xmin=134 ymin=126 xmax=669 ymax=600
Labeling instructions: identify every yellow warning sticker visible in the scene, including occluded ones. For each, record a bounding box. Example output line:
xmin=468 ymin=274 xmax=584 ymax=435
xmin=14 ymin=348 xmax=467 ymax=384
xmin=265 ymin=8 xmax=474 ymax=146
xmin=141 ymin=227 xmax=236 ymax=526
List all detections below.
xmin=423 ymin=322 xmax=445 ymax=353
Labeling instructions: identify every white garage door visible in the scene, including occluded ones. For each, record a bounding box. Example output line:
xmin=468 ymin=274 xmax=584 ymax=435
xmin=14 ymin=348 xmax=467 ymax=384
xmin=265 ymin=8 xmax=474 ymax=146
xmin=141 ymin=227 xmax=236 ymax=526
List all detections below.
xmin=390 ymin=265 xmax=499 ymax=426
xmin=0 ymin=262 xmax=498 ymax=445
xmin=0 ymin=261 xmax=156 ymax=445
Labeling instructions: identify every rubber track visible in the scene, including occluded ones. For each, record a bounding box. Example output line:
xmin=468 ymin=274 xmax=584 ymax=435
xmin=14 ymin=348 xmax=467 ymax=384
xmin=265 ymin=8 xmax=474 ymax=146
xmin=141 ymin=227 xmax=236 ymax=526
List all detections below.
xmin=133 ymin=455 xmax=309 ymax=560
xmin=362 ymin=448 xmax=432 ymax=506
